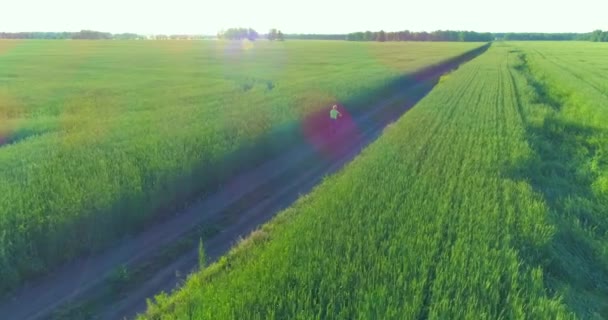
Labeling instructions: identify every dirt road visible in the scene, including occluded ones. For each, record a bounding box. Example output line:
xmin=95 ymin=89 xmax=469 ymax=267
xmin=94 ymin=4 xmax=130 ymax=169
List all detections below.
xmin=0 ymin=44 xmax=489 ymax=320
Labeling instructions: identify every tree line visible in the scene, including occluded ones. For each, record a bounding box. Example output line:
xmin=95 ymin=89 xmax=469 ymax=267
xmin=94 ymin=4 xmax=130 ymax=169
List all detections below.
xmin=589 ymin=30 xmax=608 ymax=42
xmin=267 ymin=29 xmax=284 ymax=41
xmin=284 ymin=34 xmax=346 ymax=40
xmin=0 ymin=30 xmax=207 ymax=40
xmin=493 ymin=31 xmax=608 ymax=41
xmin=2 ymin=29 xmax=607 ymax=42
xmin=346 ymin=30 xmax=494 ymax=42
xmin=343 ymin=30 xmax=608 ymax=42
xmin=217 ymin=28 xmax=285 ymax=41
xmin=0 ymin=30 xmax=149 ymax=40
xmin=495 ymin=33 xmax=585 ymax=41
xmin=217 ymin=28 xmax=259 ymax=40
xmin=0 ymin=30 xmax=115 ymax=39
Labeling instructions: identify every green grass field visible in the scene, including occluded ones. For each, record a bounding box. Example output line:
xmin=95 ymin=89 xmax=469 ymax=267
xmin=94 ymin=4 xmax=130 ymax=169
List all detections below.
xmin=140 ymin=42 xmax=608 ymax=319
xmin=0 ymin=40 xmax=483 ymax=293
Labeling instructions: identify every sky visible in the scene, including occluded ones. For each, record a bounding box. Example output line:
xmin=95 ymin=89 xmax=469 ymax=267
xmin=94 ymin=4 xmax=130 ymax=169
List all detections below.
xmin=2 ymin=0 xmax=607 ymax=35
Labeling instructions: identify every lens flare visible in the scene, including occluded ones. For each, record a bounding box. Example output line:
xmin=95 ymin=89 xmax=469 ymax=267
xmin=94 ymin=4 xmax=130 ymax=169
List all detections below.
xmin=218 ymin=39 xmax=256 ymax=60
xmin=301 ymin=102 xmax=359 ymax=159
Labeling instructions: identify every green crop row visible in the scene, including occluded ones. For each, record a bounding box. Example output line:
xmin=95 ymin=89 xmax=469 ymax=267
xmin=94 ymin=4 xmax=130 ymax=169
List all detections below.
xmin=507 ymin=41 xmax=608 ymax=317
xmin=140 ymin=42 xmax=608 ymax=319
xmin=0 ymin=40 xmax=482 ymax=294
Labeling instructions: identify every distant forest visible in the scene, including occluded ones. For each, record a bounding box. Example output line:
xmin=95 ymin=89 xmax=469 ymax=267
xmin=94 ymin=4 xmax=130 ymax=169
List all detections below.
xmin=496 ymin=30 xmax=608 ymax=41
xmin=345 ymin=30 xmax=493 ymax=42
xmin=345 ymin=30 xmax=608 ymax=42
xmin=1 ymin=29 xmax=607 ymax=42
xmin=0 ymin=30 xmax=208 ymax=40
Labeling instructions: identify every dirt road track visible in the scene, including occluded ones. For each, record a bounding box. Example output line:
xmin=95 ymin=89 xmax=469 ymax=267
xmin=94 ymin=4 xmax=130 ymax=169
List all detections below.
xmin=0 ymin=43 xmax=489 ymax=320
